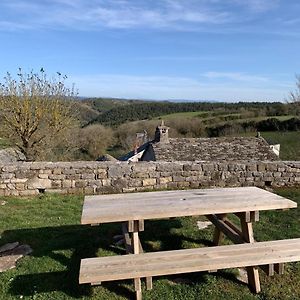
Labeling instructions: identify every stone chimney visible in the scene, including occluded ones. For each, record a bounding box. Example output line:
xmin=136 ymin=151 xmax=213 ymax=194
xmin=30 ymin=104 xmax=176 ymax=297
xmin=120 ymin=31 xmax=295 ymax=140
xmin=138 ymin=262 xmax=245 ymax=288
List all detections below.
xmin=154 ymin=120 xmax=170 ymax=143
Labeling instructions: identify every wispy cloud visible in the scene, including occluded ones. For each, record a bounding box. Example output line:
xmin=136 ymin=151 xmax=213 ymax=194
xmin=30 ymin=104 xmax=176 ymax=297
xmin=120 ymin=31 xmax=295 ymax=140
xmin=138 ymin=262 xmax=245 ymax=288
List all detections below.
xmin=0 ymin=0 xmax=282 ymax=32
xmin=203 ymin=72 xmax=269 ymax=82
xmin=230 ymin=0 xmax=279 ymax=12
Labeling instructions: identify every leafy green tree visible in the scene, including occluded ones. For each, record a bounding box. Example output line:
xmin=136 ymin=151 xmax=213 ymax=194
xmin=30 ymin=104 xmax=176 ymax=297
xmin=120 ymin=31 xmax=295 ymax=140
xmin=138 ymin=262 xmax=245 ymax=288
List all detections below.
xmin=0 ymin=68 xmax=78 ymax=160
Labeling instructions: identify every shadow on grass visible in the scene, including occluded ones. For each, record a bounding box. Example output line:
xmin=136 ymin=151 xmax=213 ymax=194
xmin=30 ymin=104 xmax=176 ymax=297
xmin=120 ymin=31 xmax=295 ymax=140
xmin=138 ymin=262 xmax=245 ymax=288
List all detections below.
xmin=1 ymin=223 xmax=126 ymax=298
xmin=1 ymin=218 xmax=242 ymax=299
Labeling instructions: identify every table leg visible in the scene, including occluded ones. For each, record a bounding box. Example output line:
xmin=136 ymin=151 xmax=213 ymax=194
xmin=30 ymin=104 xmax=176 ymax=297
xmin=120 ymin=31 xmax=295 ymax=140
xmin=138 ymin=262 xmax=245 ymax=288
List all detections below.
xmin=130 ymin=220 xmax=153 ymax=299
xmin=212 ymin=214 xmax=227 ymax=246
xmin=240 ymin=214 xmax=261 ymax=293
xmin=131 ymin=221 xmax=142 ymax=300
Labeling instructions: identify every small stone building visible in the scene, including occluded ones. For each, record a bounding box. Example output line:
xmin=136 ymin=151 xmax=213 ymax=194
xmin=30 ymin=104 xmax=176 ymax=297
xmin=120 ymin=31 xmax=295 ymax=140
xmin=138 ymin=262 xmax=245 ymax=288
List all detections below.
xmin=120 ymin=122 xmax=279 ymax=162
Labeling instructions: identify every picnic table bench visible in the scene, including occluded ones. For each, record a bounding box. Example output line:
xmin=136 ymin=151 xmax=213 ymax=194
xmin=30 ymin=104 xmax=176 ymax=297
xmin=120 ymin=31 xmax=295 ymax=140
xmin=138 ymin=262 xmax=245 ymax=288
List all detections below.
xmin=79 ymin=187 xmax=299 ymax=300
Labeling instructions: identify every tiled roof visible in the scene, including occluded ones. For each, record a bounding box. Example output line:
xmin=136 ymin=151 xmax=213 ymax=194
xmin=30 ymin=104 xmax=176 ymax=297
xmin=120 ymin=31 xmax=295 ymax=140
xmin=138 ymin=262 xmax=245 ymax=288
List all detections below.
xmin=151 ymin=137 xmax=278 ymax=161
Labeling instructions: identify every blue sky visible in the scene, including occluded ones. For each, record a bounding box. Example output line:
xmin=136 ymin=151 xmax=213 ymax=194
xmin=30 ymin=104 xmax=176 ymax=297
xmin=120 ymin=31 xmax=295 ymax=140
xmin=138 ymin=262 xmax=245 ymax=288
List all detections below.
xmin=0 ymin=0 xmax=300 ymax=101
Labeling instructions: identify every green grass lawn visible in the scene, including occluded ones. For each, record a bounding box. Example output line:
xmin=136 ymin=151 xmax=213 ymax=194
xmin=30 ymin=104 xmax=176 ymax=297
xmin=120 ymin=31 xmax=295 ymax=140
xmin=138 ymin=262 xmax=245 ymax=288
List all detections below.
xmin=0 ymin=188 xmax=300 ymax=300
xmin=261 ymin=131 xmax=300 ymax=161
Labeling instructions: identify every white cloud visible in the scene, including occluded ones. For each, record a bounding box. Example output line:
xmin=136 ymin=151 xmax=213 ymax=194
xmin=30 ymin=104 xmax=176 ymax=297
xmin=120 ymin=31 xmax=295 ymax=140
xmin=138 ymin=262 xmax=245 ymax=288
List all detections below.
xmin=0 ymin=0 xmax=271 ymax=32
xmin=203 ymin=72 xmax=269 ymax=82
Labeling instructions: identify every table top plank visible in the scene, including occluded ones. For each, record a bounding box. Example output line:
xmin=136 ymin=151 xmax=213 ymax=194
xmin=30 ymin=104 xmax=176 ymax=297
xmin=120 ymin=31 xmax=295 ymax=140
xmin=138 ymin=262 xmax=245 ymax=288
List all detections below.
xmin=81 ymin=187 xmax=297 ymax=224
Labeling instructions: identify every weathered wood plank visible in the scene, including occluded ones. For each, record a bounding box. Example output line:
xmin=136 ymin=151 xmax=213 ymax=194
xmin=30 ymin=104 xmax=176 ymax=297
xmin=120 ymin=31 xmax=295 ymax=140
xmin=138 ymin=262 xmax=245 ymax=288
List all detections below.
xmin=79 ymin=238 xmax=300 ymax=284
xmin=81 ymin=187 xmax=297 ymax=224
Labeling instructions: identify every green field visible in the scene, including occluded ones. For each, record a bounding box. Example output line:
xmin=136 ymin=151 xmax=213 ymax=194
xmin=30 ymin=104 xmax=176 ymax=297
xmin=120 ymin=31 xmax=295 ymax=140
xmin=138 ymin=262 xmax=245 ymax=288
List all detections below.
xmin=262 ymin=131 xmax=300 ymax=161
xmin=156 ymin=110 xmax=296 ymax=124
xmin=0 ymin=189 xmax=300 ymax=299
xmin=156 ymin=111 xmax=211 ymax=120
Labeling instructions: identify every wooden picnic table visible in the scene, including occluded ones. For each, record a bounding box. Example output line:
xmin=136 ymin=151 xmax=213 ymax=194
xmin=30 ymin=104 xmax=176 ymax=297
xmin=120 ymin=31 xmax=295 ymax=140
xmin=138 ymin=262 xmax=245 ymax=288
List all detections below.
xmin=80 ymin=187 xmax=298 ymax=300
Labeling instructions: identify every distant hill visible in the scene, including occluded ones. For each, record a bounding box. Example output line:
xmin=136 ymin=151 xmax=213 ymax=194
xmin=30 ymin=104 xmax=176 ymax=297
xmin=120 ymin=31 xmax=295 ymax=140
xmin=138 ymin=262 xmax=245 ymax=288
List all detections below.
xmin=90 ymin=101 xmax=288 ymax=127
xmin=75 ymin=97 xmax=148 ymax=124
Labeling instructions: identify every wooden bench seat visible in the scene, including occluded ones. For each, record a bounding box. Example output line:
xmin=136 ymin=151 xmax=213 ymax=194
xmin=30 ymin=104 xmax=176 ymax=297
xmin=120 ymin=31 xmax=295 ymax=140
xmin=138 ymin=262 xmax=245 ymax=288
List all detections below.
xmin=79 ymin=238 xmax=300 ymax=288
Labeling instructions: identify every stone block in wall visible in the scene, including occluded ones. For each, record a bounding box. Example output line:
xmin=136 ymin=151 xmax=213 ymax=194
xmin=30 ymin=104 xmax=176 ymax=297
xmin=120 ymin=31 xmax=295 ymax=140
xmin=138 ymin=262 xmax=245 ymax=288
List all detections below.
xmin=84 ymin=187 xmax=95 ymax=195
xmin=177 ymin=182 xmax=190 ymax=188
xmin=38 ymin=174 xmax=49 ymax=179
xmin=108 ymin=164 xmax=132 ymax=178
xmin=16 ymin=183 xmax=25 ymax=190
xmin=97 ymin=186 xmax=116 ymax=194
xmin=6 ymin=183 xmax=15 ymax=190
xmin=131 ymin=172 xmax=149 ymax=179
xmin=142 ymin=178 xmax=156 ymax=186
xmin=49 ymin=174 xmax=66 ymax=180
xmin=265 ymin=163 xmax=278 ymax=171
xmin=75 ymin=181 xmax=87 ymax=188
xmin=15 ymin=170 xmax=36 ymax=179
xmin=122 ymin=187 xmax=136 ymax=193
xmin=65 ymin=174 xmax=81 ymax=180
xmin=95 ymin=170 xmax=107 ymax=179
xmin=158 ymin=177 xmax=172 ymax=185
xmin=1 ymin=165 xmax=17 ymax=172
xmin=167 ymin=182 xmax=178 ymax=189
xmin=101 ymin=179 xmax=111 ymax=186
xmin=172 ymin=176 xmax=185 ymax=182
xmin=246 ymin=164 xmax=257 ymax=171
xmin=273 ymin=172 xmax=282 ymax=177
xmin=217 ymin=163 xmax=229 ymax=171
xmin=156 ymin=162 xmax=183 ymax=172
xmin=136 ymin=186 xmax=154 ymax=192
xmin=27 ymin=178 xmax=52 ymax=189
xmin=132 ymin=163 xmax=156 ymax=172
xmin=80 ymin=174 xmax=95 ymax=180
xmin=128 ymin=179 xmax=143 ymax=187
xmin=147 ymin=171 xmax=161 ymax=178
xmin=39 ymin=169 xmax=53 ymax=175
xmin=153 ymin=184 xmax=168 ymax=190
xmin=52 ymin=180 xmax=62 ymax=188
xmin=257 ymin=164 xmax=266 ymax=172
xmin=64 ymin=169 xmax=76 ymax=175
xmin=159 ymin=172 xmax=173 ymax=177
xmin=53 ymin=168 xmax=62 ymax=175
xmin=0 ymin=173 xmax=15 ymax=179
xmin=202 ymin=164 xmax=216 ymax=172
xmin=190 ymin=182 xmax=200 ymax=188
xmin=10 ymin=178 xmax=27 ymax=183
xmin=183 ymin=163 xmax=202 ymax=171
xmin=111 ymin=178 xmax=128 ymax=192
xmin=62 ymin=180 xmax=74 ymax=188
xmin=86 ymin=180 xmax=102 ymax=188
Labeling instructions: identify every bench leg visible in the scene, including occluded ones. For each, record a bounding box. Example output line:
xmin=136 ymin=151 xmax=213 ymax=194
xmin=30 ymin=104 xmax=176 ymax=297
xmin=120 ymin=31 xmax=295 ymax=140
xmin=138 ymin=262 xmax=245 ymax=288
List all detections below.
xmin=274 ymin=263 xmax=284 ymax=275
xmin=240 ymin=216 xmax=261 ymax=293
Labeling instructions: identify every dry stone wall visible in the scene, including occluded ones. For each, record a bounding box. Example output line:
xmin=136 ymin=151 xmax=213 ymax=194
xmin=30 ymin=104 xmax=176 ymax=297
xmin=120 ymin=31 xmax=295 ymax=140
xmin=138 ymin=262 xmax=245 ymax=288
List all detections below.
xmin=0 ymin=161 xmax=299 ymax=196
